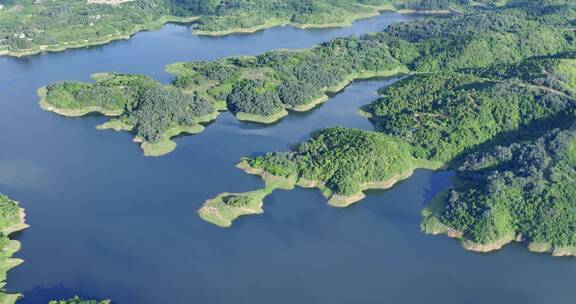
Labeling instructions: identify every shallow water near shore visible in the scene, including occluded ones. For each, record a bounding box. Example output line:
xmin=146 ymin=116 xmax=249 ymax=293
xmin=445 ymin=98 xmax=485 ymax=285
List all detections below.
xmin=1 ymin=12 xmax=576 ymax=304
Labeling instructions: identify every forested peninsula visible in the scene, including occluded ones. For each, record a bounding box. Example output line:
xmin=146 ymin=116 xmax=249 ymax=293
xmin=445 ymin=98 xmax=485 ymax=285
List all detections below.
xmin=199 ymin=127 xmax=443 ymax=227
xmin=0 ymin=0 xmax=472 ymax=57
xmin=39 ymin=73 xmax=218 ymax=156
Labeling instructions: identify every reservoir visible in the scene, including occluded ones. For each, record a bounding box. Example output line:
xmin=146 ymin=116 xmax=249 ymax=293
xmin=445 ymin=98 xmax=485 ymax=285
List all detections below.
xmin=0 ymin=12 xmax=575 ymax=304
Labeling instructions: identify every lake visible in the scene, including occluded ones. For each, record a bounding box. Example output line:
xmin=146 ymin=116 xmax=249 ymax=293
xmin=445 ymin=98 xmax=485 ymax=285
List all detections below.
xmin=0 ymin=12 xmax=575 ymax=304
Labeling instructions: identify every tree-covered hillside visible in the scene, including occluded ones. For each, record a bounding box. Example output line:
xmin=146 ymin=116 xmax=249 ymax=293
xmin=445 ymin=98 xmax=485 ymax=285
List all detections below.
xmin=247 ymin=127 xmax=420 ymax=197
xmin=0 ymin=0 xmax=438 ymax=56
xmin=199 ymin=2 xmax=576 ymax=255
xmin=169 ymin=34 xmax=406 ymax=121
xmin=423 ymin=127 xmax=576 ymax=255
xmin=40 ymin=73 xmax=216 ymax=156
xmin=363 ymin=55 xmax=576 ymax=161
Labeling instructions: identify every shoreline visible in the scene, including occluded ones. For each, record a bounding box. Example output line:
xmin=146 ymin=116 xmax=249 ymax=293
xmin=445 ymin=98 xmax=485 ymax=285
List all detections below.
xmin=192 ymin=4 xmax=394 ymax=37
xmin=5 ymin=16 xmax=199 ymax=58
xmin=0 ymin=207 xmax=29 ymax=303
xmin=422 ymin=194 xmax=576 ymax=256
xmin=238 ymin=159 xmax=442 ymax=208
xmin=132 ymin=112 xmax=218 ymax=156
xmin=199 ymin=158 xmax=444 ymax=227
xmin=235 ymin=110 xmax=289 ymax=124
xmin=234 ymin=66 xmax=409 ymax=124
xmin=38 ymin=87 xmax=123 ymax=117
xmin=327 ymin=159 xmax=443 ymax=207
xmin=39 ymin=82 xmax=220 ymax=157
xmin=4 ymin=6 xmax=457 ymax=58
xmin=198 ymin=191 xmax=269 ymax=227
xmin=134 ymin=124 xmax=206 ymax=157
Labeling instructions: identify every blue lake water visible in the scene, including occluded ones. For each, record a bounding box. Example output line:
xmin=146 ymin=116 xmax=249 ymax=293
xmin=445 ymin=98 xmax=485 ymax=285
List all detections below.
xmin=0 ymin=12 xmax=575 ymax=304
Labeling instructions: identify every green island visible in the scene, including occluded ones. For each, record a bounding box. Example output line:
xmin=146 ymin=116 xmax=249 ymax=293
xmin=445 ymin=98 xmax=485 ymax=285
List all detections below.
xmin=0 ymin=194 xmax=29 ymax=304
xmin=0 ymin=0 xmax=477 ymax=57
xmin=39 ymin=73 xmax=218 ymax=156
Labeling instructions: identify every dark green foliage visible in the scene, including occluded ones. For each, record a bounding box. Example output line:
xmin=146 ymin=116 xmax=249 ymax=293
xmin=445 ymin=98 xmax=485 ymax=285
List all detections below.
xmin=45 ymin=74 xmax=215 ymax=143
xmin=127 ymin=86 xmax=214 ymax=142
xmin=365 ymin=60 xmax=576 ymax=161
xmin=249 ymin=127 xmax=415 ymax=196
xmin=227 ymin=79 xmax=283 ymax=116
xmin=277 ymin=77 xmax=320 ymax=107
xmin=396 ymin=0 xmax=455 ymax=10
xmin=181 ymin=61 xmax=239 ymax=82
xmin=48 ymin=295 xmax=109 ymax=304
xmin=0 ymin=194 xmax=19 ymax=230
xmin=222 ymin=195 xmax=251 ymax=207
xmin=439 ymin=128 xmax=576 ymax=246
xmin=0 ymin=0 xmax=177 ymax=51
xmin=386 ymin=5 xmax=576 ymax=71
xmin=191 ymin=0 xmax=391 ymax=32
xmin=173 ymin=35 xmax=403 ymax=116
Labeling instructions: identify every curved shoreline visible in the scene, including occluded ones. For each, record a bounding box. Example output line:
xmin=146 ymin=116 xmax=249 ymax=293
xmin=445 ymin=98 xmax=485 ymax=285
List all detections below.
xmin=191 ymin=6 xmax=458 ymax=37
xmin=192 ymin=4 xmax=393 ymax=37
xmin=39 ymin=82 xmax=220 ymax=157
xmin=38 ymin=87 xmax=123 ymax=117
xmin=4 ymin=5 xmax=457 ymax=58
xmin=228 ymin=67 xmax=410 ymax=124
xmin=198 ymin=191 xmax=269 ymax=228
xmin=5 ymin=16 xmax=199 ymax=58
xmin=422 ymin=196 xmax=576 ymax=256
xmin=41 ymin=65 xmax=407 ymax=153
xmin=235 ymin=110 xmax=289 ymax=124
xmin=198 ymin=158 xmax=444 ymax=227
xmin=0 ymin=207 xmax=29 ymax=303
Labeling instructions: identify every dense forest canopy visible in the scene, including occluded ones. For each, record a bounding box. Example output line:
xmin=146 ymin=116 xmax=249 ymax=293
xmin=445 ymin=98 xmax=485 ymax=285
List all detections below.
xmin=248 ymin=127 xmax=416 ymax=196
xmin=171 ymin=0 xmax=576 ymax=117
xmin=438 ymin=127 xmax=576 ymax=247
xmin=171 ymin=34 xmax=403 ymax=117
xmin=44 ymin=73 xmax=215 ymax=145
xmin=364 ymin=55 xmax=576 ymax=161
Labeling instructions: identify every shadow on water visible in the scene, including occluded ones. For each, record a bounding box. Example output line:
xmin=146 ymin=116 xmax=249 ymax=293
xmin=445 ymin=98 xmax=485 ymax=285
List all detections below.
xmin=21 ymin=285 xmax=111 ymax=304
xmin=422 ymin=169 xmax=455 ymax=206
